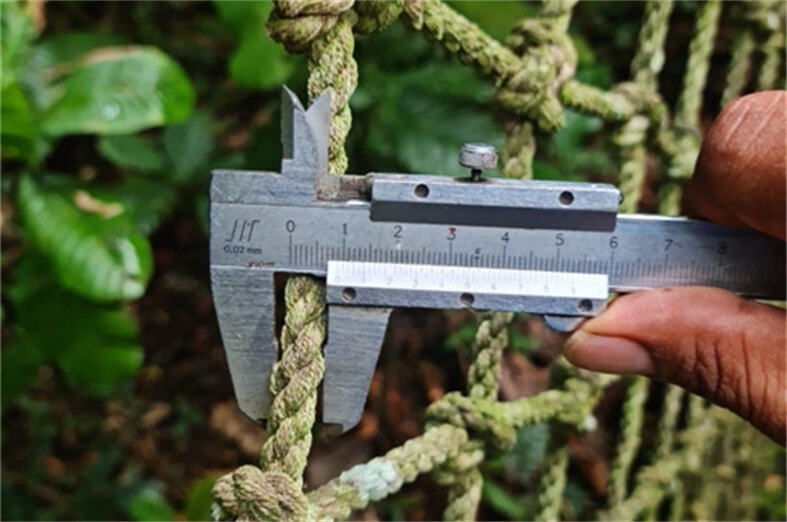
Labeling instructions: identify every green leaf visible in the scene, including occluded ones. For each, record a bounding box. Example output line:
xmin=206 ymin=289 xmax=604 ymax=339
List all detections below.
xmin=500 ymin=424 xmax=550 ymax=483
xmin=184 ymin=475 xmax=219 ymax=521
xmin=372 ymin=93 xmax=502 ymax=176
xmin=128 ymin=486 xmax=175 ymax=522
xmin=21 ymin=32 xmax=125 ymax=112
xmin=1 ymin=1 xmax=38 ymax=87
xmin=97 ymin=176 xmax=177 ymax=235
xmin=163 ymin=110 xmax=213 ymax=183
xmin=358 ymin=59 xmax=502 ymax=176
xmin=482 ymin=480 xmax=528 ymax=520
xmin=98 ymin=134 xmax=165 ymax=172
xmin=18 ymin=174 xmax=153 ymax=301
xmin=42 ymin=46 xmax=195 ymax=136
xmin=215 ymin=1 xmax=294 ymax=89
xmin=1 ymin=343 xmax=44 ymax=401
xmin=229 ymin=32 xmax=294 ymax=89
xmin=453 ymin=1 xmax=538 ymax=41
xmin=32 ymin=31 xmax=124 ymax=68
xmin=214 ymin=0 xmax=271 ymax=31
xmin=1 ymin=81 xmax=36 ymax=161
xmin=7 ymin=251 xmax=143 ymax=396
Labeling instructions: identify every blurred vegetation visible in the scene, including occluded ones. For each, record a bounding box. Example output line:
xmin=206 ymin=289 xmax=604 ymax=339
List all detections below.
xmin=1 ymin=1 xmax=784 ymax=521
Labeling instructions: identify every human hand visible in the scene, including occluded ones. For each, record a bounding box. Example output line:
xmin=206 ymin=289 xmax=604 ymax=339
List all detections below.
xmin=564 ymin=91 xmax=787 ymax=444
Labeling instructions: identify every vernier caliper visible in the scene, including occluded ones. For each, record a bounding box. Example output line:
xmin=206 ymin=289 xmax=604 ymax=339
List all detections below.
xmin=210 ymin=89 xmax=785 ymax=433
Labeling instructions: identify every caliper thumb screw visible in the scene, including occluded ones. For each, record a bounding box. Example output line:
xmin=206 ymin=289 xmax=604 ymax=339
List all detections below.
xmin=459 ymin=143 xmax=497 ymax=181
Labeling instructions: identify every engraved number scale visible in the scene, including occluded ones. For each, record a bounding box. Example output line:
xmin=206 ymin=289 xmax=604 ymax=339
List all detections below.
xmin=210 ymin=89 xmax=785 ymax=433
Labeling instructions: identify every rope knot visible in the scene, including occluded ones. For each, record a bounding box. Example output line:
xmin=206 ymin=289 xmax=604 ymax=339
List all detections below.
xmin=425 ymin=392 xmax=517 ymax=453
xmin=494 ymin=16 xmax=577 ymax=133
xmin=268 ymin=0 xmax=403 ymax=52
xmin=354 ymin=0 xmax=404 ymax=35
xmin=267 ymin=0 xmax=355 ymax=53
xmin=212 ymin=466 xmax=315 ymax=521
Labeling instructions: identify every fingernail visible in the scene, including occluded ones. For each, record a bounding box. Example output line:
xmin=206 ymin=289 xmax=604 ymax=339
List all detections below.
xmin=564 ymin=331 xmax=655 ymax=375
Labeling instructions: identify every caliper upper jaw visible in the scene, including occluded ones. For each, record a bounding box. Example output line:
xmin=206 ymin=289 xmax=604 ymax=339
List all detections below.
xmin=280 ymin=86 xmax=341 ymax=200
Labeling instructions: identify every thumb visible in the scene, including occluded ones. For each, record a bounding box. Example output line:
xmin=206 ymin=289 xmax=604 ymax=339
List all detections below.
xmin=564 ymin=287 xmax=786 ymax=444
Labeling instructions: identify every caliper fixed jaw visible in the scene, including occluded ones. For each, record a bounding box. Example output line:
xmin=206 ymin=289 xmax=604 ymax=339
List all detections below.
xmin=210 ymin=87 xmax=336 ymax=422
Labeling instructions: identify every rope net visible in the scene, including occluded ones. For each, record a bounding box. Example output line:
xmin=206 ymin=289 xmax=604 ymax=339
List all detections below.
xmin=213 ymin=1 xmax=785 ymax=520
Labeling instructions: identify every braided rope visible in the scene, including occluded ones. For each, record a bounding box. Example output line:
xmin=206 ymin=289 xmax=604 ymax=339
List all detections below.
xmin=631 ymin=0 xmax=674 ymax=88
xmin=653 ymin=385 xmax=685 ymax=459
xmin=533 ymin=443 xmax=569 ymax=521
xmin=213 ymin=1 xmax=785 ymax=520
xmin=499 ymin=0 xmax=578 ymax=179
xmin=436 ymin=311 xmax=513 ymax=520
xmin=259 ymin=276 xmax=326 ymax=484
xmin=617 ymin=0 xmax=674 ymax=213
xmin=757 ymin=23 xmax=784 ymax=90
xmin=607 ymin=376 xmax=649 ymax=505
xmin=722 ymin=30 xmax=754 ymax=106
xmin=668 ymin=0 xmax=721 ymax=180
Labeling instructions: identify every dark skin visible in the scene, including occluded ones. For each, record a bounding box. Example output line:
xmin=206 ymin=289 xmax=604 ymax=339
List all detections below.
xmin=564 ymin=91 xmax=787 ymax=444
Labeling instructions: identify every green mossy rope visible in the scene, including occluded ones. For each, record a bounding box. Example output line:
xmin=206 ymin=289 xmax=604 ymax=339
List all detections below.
xmin=607 ymin=376 xmax=649 ymax=505
xmin=437 ymin=311 xmax=513 ymax=521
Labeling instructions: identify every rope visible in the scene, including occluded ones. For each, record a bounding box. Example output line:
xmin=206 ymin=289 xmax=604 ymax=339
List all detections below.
xmin=668 ymin=0 xmax=721 ymax=180
xmin=721 ymin=30 xmax=754 ymax=107
xmin=617 ymin=0 xmax=674 ymax=213
xmin=267 ymin=1 xmax=355 ymax=174
xmin=259 ymin=277 xmax=326 ymax=484
xmin=631 ymin=1 xmax=674 ymax=88
xmin=756 ymin=14 xmax=785 ymax=90
xmin=212 ymin=1 xmax=786 ymax=520
xmin=653 ymin=385 xmax=685 ymax=459
xmin=436 ymin=311 xmax=513 ymax=520
xmin=533 ymin=442 xmax=569 ymax=521
xmin=499 ymin=0 xmax=578 ymax=179
xmin=607 ymin=376 xmax=649 ymax=505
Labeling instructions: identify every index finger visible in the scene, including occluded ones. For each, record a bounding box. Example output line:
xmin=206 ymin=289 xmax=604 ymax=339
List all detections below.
xmin=686 ymin=90 xmax=786 ymax=240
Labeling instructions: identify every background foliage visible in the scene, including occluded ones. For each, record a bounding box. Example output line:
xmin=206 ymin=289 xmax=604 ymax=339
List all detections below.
xmin=1 ymin=1 xmax=784 ymax=520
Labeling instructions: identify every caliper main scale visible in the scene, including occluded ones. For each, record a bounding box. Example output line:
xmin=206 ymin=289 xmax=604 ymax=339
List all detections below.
xmin=210 ymin=89 xmax=785 ymax=433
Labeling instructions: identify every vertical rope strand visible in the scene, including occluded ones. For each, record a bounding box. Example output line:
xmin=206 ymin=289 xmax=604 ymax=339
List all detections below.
xmin=756 ymin=6 xmax=785 ymax=90
xmin=618 ymin=0 xmax=673 ymax=212
xmin=260 ymin=277 xmax=327 ymax=485
xmin=722 ymin=30 xmax=754 ymax=106
xmin=534 ymin=443 xmax=570 ymax=521
xmin=631 ymin=1 xmax=675 ymax=88
xmin=667 ymin=0 xmax=721 ymax=181
xmin=307 ymin=13 xmax=358 ymax=174
xmin=607 ymin=376 xmax=649 ymax=505
xmin=439 ymin=312 xmax=513 ymax=520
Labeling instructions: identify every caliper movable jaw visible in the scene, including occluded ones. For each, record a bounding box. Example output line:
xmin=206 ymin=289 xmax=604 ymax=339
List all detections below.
xmin=210 ymin=88 xmax=619 ymax=432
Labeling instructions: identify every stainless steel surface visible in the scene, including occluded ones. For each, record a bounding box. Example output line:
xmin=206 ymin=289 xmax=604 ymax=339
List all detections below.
xmin=211 ymin=201 xmax=784 ymax=298
xmin=323 ymin=305 xmax=392 ymax=431
xmin=210 ymin=87 xmax=786 ymax=432
xmin=210 ymin=267 xmax=277 ymax=421
xmin=542 ymin=314 xmax=587 ymax=333
xmin=459 ymin=142 xmax=498 ymax=171
xmin=369 ymin=174 xmax=620 ymax=231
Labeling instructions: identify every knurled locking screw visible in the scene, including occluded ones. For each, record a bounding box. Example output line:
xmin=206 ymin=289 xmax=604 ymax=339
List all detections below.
xmin=459 ymin=143 xmax=497 ymax=181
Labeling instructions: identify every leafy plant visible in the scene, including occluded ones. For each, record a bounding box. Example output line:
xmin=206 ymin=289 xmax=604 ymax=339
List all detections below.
xmin=2 ymin=1 xmax=196 ymax=399
xmin=214 ymin=1 xmax=295 ymax=89
xmin=4 ymin=251 xmax=143 ymax=398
